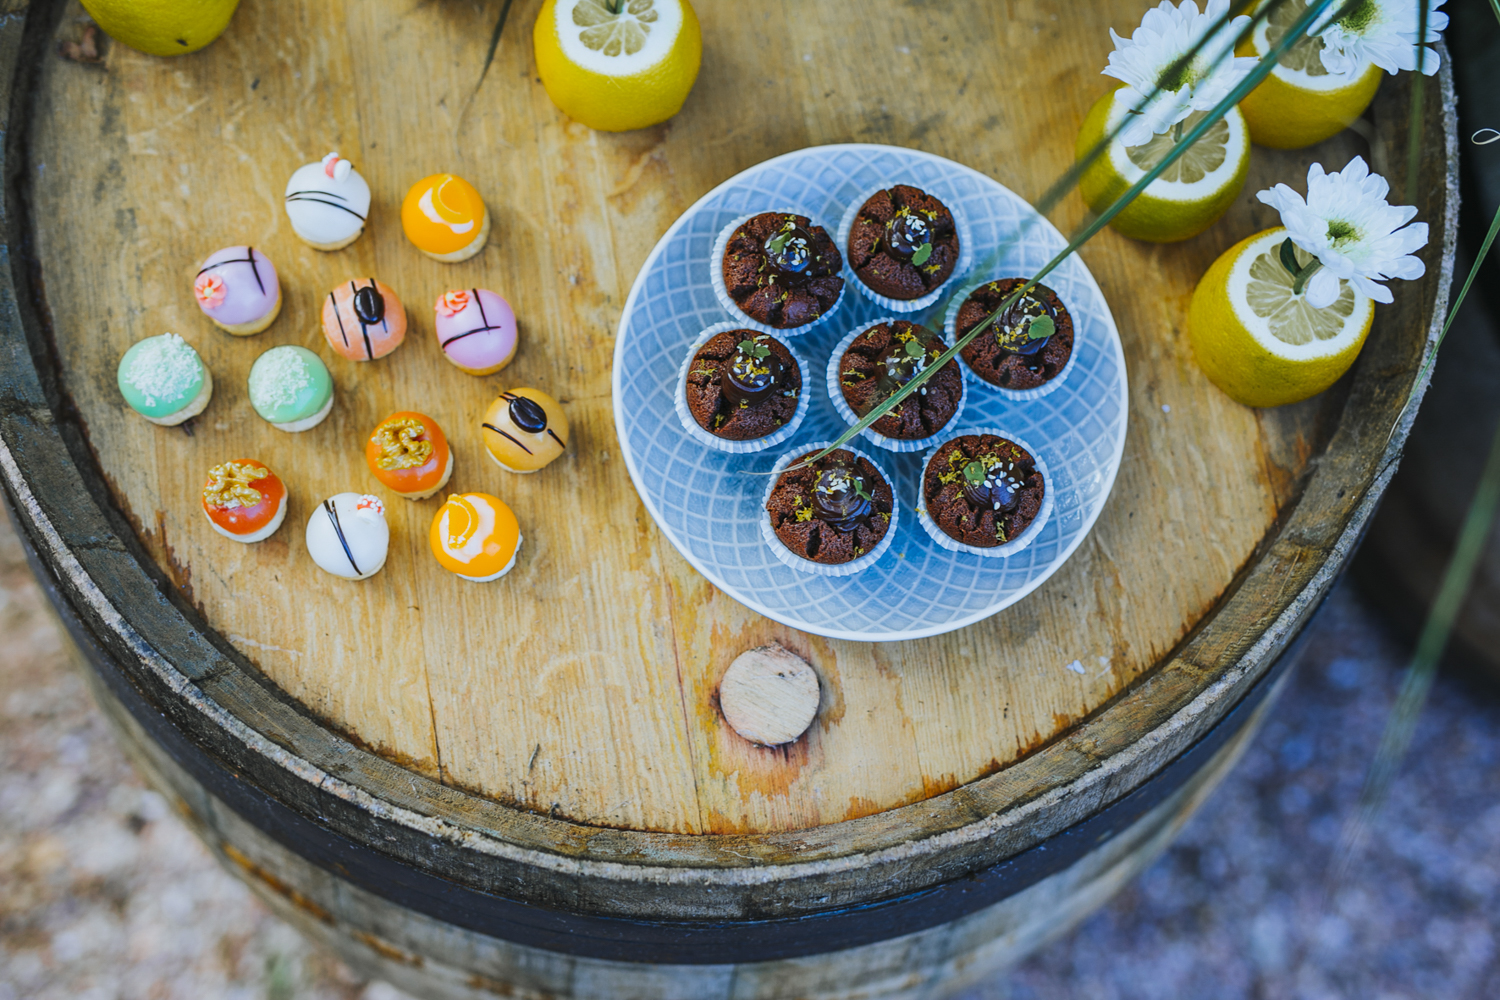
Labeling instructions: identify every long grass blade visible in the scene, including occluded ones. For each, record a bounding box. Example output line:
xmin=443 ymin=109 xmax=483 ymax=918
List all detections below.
xmin=776 ymin=0 xmax=1351 ymax=474
xmin=1334 ymin=416 xmax=1500 ymax=879
xmin=1335 ymin=0 xmax=1500 ymax=881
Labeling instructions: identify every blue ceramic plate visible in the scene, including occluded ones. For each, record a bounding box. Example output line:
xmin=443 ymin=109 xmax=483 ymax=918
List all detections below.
xmin=612 ymin=144 xmax=1128 ymax=641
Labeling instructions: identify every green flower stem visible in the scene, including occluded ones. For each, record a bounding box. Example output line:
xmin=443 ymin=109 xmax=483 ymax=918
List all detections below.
xmin=1291 ymin=258 xmax=1324 ymax=297
xmin=774 ymin=0 xmax=1348 ymax=475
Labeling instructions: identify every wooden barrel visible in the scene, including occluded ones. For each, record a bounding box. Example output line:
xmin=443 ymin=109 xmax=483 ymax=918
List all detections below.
xmin=0 ymin=2 xmax=1456 ymax=997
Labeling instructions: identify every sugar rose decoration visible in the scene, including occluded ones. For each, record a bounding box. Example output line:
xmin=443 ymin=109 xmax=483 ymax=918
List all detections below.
xmin=437 ymin=289 xmax=471 ymax=317
xmin=194 ymin=273 xmax=227 ymax=308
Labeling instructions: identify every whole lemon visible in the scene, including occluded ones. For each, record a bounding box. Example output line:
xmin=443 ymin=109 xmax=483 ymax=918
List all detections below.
xmin=81 ymin=0 xmax=240 ymax=57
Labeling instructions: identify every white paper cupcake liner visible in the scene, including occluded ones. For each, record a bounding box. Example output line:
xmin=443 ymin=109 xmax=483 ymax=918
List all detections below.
xmin=758 ymin=441 xmax=901 ymax=577
xmin=710 ymin=210 xmax=848 ymax=337
xmin=836 ymin=181 xmax=974 ymax=314
xmin=824 ymin=319 xmax=969 ymax=453
xmin=673 ymin=321 xmax=812 ymax=454
xmin=944 ymin=276 xmax=1079 ymax=401
xmin=915 ymin=427 xmax=1054 ymax=559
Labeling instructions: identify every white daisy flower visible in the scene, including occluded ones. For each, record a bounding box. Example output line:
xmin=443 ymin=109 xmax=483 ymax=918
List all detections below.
xmin=1255 ymin=156 xmax=1428 ymax=309
xmin=1309 ymin=0 xmax=1448 ymax=77
xmin=1102 ymin=0 xmax=1258 ymax=147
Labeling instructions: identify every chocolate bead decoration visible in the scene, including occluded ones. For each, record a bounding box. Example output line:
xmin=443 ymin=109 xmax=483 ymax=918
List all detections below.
xmin=353 ymin=284 xmax=386 ymax=325
xmin=509 ymin=395 xmax=548 ymax=434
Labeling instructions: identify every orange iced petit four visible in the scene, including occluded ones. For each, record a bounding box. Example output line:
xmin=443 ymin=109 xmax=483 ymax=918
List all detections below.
xmin=401 ymin=174 xmax=491 ymax=263
xmin=201 ymin=459 xmax=286 ymax=543
xmin=365 ymin=411 xmax=453 ymax=500
xmin=430 ymin=493 xmax=522 ymax=582
xmin=481 ymin=388 xmax=569 ymax=474
xmin=323 ymin=278 xmax=407 ymax=361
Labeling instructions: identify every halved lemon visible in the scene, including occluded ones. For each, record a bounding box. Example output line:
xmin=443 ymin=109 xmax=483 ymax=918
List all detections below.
xmin=1076 ymin=87 xmax=1250 ymax=244
xmin=1236 ymin=0 xmax=1382 ymax=150
xmin=1189 ymin=227 xmax=1375 ymax=408
xmin=533 ymin=0 xmax=702 ymax=133
xmin=80 ymin=0 xmax=239 ymax=56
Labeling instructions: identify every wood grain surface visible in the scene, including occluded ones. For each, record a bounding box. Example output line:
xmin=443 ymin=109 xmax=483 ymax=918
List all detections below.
xmin=28 ymin=0 xmax=1398 ymax=836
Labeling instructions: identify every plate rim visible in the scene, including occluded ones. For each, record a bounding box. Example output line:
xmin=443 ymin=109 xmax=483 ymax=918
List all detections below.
xmin=611 ymin=142 xmax=1130 ymax=641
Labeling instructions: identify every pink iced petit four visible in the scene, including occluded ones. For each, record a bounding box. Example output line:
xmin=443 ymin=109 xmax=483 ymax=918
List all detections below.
xmin=433 ymin=289 xmax=518 ymax=376
xmin=193 ymin=246 xmax=282 ymax=336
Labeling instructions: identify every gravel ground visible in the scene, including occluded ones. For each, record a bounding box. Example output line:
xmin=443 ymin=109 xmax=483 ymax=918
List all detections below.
xmin=3 ymin=496 xmax=1499 ymax=1000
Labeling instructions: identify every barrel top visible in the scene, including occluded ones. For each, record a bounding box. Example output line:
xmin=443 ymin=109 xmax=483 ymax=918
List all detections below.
xmin=4 ymin=0 xmax=1453 ymax=863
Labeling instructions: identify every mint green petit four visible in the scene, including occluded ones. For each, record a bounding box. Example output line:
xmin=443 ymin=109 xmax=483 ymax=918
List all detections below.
xmin=248 ymin=346 xmax=333 ymax=431
xmin=117 ymin=333 xmax=209 ymax=423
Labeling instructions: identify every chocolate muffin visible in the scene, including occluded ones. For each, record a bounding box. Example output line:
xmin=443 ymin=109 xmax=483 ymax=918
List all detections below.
xmin=923 ymin=434 xmax=1044 ymax=548
xmin=684 ymin=331 xmax=801 ymax=440
xmin=956 ymin=279 xmax=1075 ymax=391
xmin=766 ymin=448 xmax=894 ymax=565
xmin=721 ymin=212 xmax=844 ymax=329
xmin=846 ymin=185 xmax=960 ymax=300
xmin=837 ymin=320 xmax=962 ymax=440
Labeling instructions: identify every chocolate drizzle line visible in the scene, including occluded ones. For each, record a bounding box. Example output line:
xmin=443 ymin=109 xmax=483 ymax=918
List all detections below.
xmin=195 ymin=247 xmax=267 ymax=295
xmin=329 ymin=290 xmax=349 ymax=349
xmin=285 ymin=190 xmax=367 ymax=221
xmin=482 ymin=422 xmax=533 ymax=454
xmin=322 ymin=499 xmax=361 ymax=576
xmin=547 ymin=428 xmax=566 ymax=449
xmin=440 ymin=288 xmax=505 ymax=348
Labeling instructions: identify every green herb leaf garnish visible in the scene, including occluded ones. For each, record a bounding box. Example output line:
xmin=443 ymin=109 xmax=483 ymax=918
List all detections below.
xmin=738 ymin=339 xmax=771 ymax=360
xmin=963 ymin=461 xmax=986 ymax=485
xmin=766 ymin=230 xmax=792 ymax=256
xmin=1027 ymin=315 xmax=1056 ymax=341
xmin=904 ymin=339 xmax=926 ymax=359
xmin=853 ymin=479 xmax=874 ymax=503
xmin=911 ymin=243 xmax=933 ymax=267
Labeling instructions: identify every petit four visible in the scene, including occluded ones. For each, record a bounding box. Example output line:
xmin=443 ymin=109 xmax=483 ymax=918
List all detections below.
xmin=306 ymin=493 xmax=389 ymax=581
xmin=201 ymin=459 xmax=287 ymax=543
xmin=954 ymin=279 xmax=1075 ymax=392
xmin=429 ymin=493 xmax=522 ymax=582
xmin=684 ymin=330 xmax=802 ymax=441
xmin=284 ymin=152 xmax=370 ymax=251
xmin=835 ymin=320 xmax=962 ymax=443
xmin=401 ymin=174 xmax=491 ymax=263
xmin=193 ymin=246 xmax=281 ymax=335
xmin=481 ymin=389 xmax=569 ymax=474
xmin=845 ymin=185 xmax=960 ymax=301
xmin=248 ymin=346 xmax=334 ymax=432
xmin=765 ymin=448 xmax=894 ymax=567
xmin=434 ymin=289 xmax=517 ymax=375
xmin=365 ymin=412 xmax=453 ymax=500
xmin=720 ymin=212 xmax=844 ymax=329
xmin=922 ymin=433 xmax=1045 ymax=549
xmin=117 ymin=333 xmax=213 ymax=426
xmin=322 ymin=279 xmax=407 ymax=361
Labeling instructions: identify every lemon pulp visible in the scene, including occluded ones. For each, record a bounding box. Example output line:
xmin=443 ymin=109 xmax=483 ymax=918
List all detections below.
xmin=1236 ymin=0 xmax=1382 ymax=150
xmin=1189 ymin=228 xmax=1375 ymax=408
xmin=1076 ymin=88 xmax=1249 ymax=244
xmin=534 ymin=0 xmax=702 ymax=132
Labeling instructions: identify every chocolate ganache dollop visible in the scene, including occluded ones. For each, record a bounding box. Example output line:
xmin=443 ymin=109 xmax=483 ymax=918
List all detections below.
xmin=763 ymin=223 xmax=814 ymax=279
xmin=884 ymin=208 xmax=933 ymax=264
xmin=720 ymin=336 xmax=785 ymax=407
xmin=811 ymin=464 xmax=874 ymax=532
xmin=994 ymin=291 xmax=1058 ymax=360
xmin=960 ymin=457 xmax=1029 ymax=513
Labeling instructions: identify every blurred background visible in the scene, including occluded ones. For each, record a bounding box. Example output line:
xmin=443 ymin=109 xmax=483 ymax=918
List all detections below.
xmin=5 ymin=2 xmax=1500 ymax=998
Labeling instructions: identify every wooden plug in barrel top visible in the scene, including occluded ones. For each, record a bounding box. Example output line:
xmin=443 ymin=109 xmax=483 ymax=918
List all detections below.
xmin=719 ymin=643 xmax=822 ymax=747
